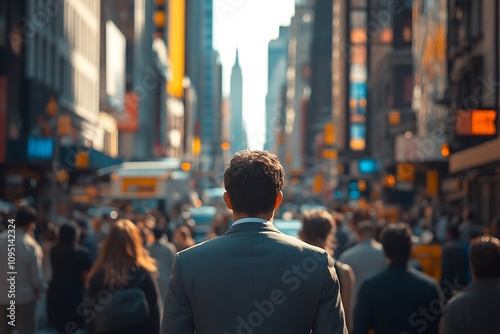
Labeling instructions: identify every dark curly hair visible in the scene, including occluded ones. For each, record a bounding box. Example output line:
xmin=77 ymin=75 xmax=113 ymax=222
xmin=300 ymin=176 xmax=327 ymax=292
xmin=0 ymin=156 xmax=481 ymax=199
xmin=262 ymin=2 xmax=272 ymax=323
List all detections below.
xmin=224 ymin=150 xmax=284 ymax=216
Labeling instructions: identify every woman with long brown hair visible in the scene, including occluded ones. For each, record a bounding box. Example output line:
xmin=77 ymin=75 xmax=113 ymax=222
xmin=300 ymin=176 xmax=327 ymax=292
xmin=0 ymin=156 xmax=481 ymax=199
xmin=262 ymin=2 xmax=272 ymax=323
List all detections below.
xmin=299 ymin=209 xmax=355 ymax=332
xmin=86 ymin=219 xmax=161 ymax=334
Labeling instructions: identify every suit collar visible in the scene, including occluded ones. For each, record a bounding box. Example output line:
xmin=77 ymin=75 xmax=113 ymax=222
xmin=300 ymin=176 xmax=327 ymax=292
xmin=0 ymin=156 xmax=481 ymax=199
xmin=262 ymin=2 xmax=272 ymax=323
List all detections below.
xmin=225 ymin=221 xmax=281 ymax=235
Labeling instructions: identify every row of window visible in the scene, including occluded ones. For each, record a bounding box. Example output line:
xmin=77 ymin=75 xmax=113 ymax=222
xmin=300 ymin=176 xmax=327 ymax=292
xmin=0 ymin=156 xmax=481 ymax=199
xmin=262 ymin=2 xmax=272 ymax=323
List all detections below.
xmin=29 ymin=33 xmax=97 ymax=120
xmin=64 ymin=2 xmax=99 ymax=66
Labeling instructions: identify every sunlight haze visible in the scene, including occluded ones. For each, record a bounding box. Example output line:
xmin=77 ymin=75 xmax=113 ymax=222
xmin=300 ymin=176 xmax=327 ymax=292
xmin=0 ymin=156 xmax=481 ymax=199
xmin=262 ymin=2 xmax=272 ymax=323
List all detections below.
xmin=214 ymin=0 xmax=295 ymax=149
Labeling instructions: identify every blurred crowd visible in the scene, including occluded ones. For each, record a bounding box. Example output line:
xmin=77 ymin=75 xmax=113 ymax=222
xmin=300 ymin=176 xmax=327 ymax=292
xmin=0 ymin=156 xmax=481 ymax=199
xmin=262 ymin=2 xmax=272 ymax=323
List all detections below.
xmin=0 ymin=201 xmax=499 ymax=333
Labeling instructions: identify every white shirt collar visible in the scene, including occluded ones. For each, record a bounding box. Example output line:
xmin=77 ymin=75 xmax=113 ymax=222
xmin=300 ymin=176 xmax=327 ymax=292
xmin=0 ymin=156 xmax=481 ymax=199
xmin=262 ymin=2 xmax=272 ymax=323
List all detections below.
xmin=231 ymin=218 xmax=269 ymax=227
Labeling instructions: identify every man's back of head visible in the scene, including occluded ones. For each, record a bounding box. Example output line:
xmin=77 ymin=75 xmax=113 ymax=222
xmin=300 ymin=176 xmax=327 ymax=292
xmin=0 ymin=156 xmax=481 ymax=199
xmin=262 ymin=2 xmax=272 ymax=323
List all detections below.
xmin=470 ymin=236 xmax=500 ymax=281
xmin=223 ymin=150 xmax=284 ymax=218
xmin=357 ymin=220 xmax=376 ymax=241
xmin=380 ymin=223 xmax=413 ymax=265
xmin=15 ymin=205 xmax=37 ymax=231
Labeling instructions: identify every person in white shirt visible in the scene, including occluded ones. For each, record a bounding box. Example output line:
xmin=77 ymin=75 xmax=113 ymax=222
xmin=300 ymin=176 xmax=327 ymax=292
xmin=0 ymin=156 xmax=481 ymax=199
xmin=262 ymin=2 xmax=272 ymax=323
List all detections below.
xmin=146 ymin=228 xmax=177 ymax=299
xmin=339 ymin=220 xmax=387 ymax=304
xmin=0 ymin=205 xmax=45 ymax=334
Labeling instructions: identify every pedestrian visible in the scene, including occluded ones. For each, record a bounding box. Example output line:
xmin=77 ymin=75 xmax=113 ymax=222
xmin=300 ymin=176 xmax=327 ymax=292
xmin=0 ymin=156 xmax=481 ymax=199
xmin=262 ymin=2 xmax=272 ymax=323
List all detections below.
xmin=86 ymin=219 xmax=162 ymax=334
xmin=173 ymin=225 xmax=195 ymax=251
xmin=0 ymin=205 xmax=45 ymax=334
xmin=442 ymin=236 xmax=500 ymax=334
xmin=161 ymin=150 xmax=347 ymax=334
xmin=46 ymin=222 xmax=92 ymax=332
xmin=339 ymin=220 xmax=387 ymax=303
xmin=353 ymin=223 xmax=442 ymax=334
xmin=299 ymin=209 xmax=355 ymax=331
xmin=146 ymin=227 xmax=177 ymax=299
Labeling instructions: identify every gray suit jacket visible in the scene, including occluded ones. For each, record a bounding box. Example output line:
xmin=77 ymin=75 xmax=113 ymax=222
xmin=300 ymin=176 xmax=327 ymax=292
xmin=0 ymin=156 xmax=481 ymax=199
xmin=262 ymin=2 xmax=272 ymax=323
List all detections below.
xmin=161 ymin=221 xmax=347 ymax=334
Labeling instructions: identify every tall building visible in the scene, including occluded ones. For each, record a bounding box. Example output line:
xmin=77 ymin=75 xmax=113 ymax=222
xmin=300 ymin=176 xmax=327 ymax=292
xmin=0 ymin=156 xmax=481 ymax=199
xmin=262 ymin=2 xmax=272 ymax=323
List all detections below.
xmin=367 ymin=0 xmax=415 ymax=206
xmin=283 ymin=0 xmax=314 ymax=176
xmin=306 ymin=0 xmax=332 ymax=162
xmin=0 ymin=0 xmax=120 ymax=218
xmin=230 ymin=49 xmax=247 ymax=155
xmin=265 ymin=26 xmax=290 ymax=152
xmin=445 ymin=0 xmax=500 ymax=223
xmin=185 ymin=0 xmax=219 ymax=171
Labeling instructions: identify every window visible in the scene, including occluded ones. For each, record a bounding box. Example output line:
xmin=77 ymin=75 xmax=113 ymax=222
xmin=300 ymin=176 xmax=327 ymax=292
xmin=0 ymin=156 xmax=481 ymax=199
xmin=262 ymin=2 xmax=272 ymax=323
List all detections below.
xmin=39 ymin=37 xmax=46 ymax=81
xmin=467 ymin=0 xmax=482 ymax=39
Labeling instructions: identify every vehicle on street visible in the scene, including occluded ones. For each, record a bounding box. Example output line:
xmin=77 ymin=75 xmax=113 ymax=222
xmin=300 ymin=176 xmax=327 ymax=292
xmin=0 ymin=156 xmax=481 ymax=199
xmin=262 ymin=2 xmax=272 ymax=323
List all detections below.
xmin=273 ymin=219 xmax=302 ymax=238
xmin=189 ymin=206 xmax=217 ymax=243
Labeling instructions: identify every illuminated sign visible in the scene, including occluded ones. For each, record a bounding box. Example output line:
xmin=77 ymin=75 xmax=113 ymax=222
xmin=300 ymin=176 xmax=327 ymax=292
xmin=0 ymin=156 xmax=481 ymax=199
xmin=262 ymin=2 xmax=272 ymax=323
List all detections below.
xmin=27 ymin=137 xmax=53 ymax=160
xmin=456 ymin=109 xmax=497 ymax=136
xmin=167 ymin=0 xmax=185 ymax=98
xmin=359 ymin=159 xmax=378 ymax=174
xmin=122 ymin=178 xmax=157 ymax=195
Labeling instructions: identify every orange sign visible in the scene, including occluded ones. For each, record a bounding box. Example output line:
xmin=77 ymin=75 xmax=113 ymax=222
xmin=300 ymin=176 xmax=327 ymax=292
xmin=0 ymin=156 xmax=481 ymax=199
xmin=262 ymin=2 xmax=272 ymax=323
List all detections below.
xmin=456 ymin=109 xmax=497 ymax=136
xmin=471 ymin=110 xmax=496 ymax=135
xmin=122 ymin=178 xmax=157 ymax=195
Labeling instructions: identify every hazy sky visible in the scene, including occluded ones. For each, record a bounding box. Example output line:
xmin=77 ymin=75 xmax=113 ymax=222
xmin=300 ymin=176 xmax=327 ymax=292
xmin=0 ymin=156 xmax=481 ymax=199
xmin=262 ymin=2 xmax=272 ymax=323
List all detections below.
xmin=213 ymin=0 xmax=295 ymax=149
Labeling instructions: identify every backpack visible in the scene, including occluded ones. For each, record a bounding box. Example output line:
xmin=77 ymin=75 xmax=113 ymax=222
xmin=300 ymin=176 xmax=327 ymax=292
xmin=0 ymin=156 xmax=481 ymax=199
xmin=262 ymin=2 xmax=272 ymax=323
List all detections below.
xmin=93 ymin=270 xmax=150 ymax=333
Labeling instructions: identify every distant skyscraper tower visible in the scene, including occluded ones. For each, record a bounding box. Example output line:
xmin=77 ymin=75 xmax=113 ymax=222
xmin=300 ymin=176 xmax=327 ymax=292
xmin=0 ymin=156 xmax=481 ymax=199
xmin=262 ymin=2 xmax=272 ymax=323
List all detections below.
xmin=230 ymin=50 xmax=247 ymax=154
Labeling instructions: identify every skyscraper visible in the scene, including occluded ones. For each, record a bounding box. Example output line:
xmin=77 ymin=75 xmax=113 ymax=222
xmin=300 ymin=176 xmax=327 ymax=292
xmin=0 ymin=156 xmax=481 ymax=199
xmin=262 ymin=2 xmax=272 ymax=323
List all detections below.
xmin=265 ymin=26 xmax=290 ymax=152
xmin=230 ymin=49 xmax=247 ymax=154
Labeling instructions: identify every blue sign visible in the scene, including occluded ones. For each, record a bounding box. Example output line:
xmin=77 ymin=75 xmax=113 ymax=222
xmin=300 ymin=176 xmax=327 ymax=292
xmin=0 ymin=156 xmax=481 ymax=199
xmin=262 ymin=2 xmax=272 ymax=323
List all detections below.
xmin=359 ymin=159 xmax=379 ymax=174
xmin=349 ymin=190 xmax=361 ymax=200
xmin=27 ymin=137 xmax=54 ymax=160
xmin=350 ymin=82 xmax=367 ymax=100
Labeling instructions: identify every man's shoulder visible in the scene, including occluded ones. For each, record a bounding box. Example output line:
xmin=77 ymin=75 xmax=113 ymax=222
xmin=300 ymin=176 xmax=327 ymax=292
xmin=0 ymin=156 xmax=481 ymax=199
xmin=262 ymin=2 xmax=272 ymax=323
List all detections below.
xmin=405 ymin=267 xmax=441 ymax=292
xmin=339 ymin=242 xmax=372 ymax=260
xmin=179 ymin=231 xmax=327 ymax=259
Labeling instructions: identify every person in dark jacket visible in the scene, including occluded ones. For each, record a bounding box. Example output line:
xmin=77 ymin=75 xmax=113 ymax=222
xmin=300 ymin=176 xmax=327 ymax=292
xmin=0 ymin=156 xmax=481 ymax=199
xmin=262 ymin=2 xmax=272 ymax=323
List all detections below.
xmin=161 ymin=150 xmax=347 ymax=334
xmin=47 ymin=222 xmax=92 ymax=332
xmin=442 ymin=236 xmax=500 ymax=334
xmin=354 ymin=223 xmax=443 ymax=334
xmin=86 ymin=219 xmax=161 ymax=334
xmin=440 ymin=222 xmax=469 ymax=301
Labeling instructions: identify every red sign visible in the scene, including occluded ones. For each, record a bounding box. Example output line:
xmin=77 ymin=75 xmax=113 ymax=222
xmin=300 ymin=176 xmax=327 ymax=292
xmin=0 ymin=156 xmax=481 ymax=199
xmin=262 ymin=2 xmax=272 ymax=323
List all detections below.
xmin=0 ymin=77 xmax=7 ymax=163
xmin=117 ymin=92 xmax=139 ymax=132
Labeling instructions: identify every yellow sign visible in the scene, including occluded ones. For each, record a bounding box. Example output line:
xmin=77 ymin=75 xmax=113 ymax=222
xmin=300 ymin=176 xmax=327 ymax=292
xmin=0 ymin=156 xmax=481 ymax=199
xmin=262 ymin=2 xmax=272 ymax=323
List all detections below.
xmin=313 ymin=174 xmax=323 ymax=194
xmin=427 ymin=170 xmax=439 ymax=196
xmin=122 ymin=178 xmax=157 ymax=195
xmin=193 ymin=136 xmax=201 ymax=156
xmin=75 ymin=152 xmax=89 ymax=169
xmin=322 ymin=149 xmax=338 ymax=160
xmin=167 ymin=0 xmax=185 ymax=98
xmin=397 ymin=163 xmax=415 ymax=182
xmin=324 ymin=123 xmax=335 ymax=145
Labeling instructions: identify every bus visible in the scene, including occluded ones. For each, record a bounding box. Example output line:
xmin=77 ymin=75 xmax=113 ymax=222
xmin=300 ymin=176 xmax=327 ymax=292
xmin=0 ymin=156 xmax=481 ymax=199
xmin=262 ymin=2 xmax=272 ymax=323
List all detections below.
xmin=110 ymin=159 xmax=192 ymax=215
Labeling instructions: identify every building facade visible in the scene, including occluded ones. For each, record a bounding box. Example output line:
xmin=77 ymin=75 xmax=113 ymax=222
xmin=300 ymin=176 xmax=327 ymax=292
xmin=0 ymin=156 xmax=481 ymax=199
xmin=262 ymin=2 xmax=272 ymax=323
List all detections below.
xmin=0 ymin=0 xmax=120 ymax=218
xmin=265 ymin=26 xmax=290 ymax=153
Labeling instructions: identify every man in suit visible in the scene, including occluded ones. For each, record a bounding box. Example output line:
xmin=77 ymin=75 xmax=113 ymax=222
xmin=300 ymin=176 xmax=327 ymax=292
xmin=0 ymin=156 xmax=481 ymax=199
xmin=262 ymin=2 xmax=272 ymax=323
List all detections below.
xmin=442 ymin=236 xmax=500 ymax=334
xmin=161 ymin=150 xmax=347 ymax=334
xmin=353 ymin=223 xmax=442 ymax=334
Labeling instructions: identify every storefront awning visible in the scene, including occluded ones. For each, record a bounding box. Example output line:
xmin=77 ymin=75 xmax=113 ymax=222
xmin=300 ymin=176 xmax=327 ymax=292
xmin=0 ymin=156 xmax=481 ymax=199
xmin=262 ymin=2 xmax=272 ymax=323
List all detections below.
xmin=60 ymin=146 xmax=121 ymax=171
xmin=449 ymin=138 xmax=500 ymax=173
